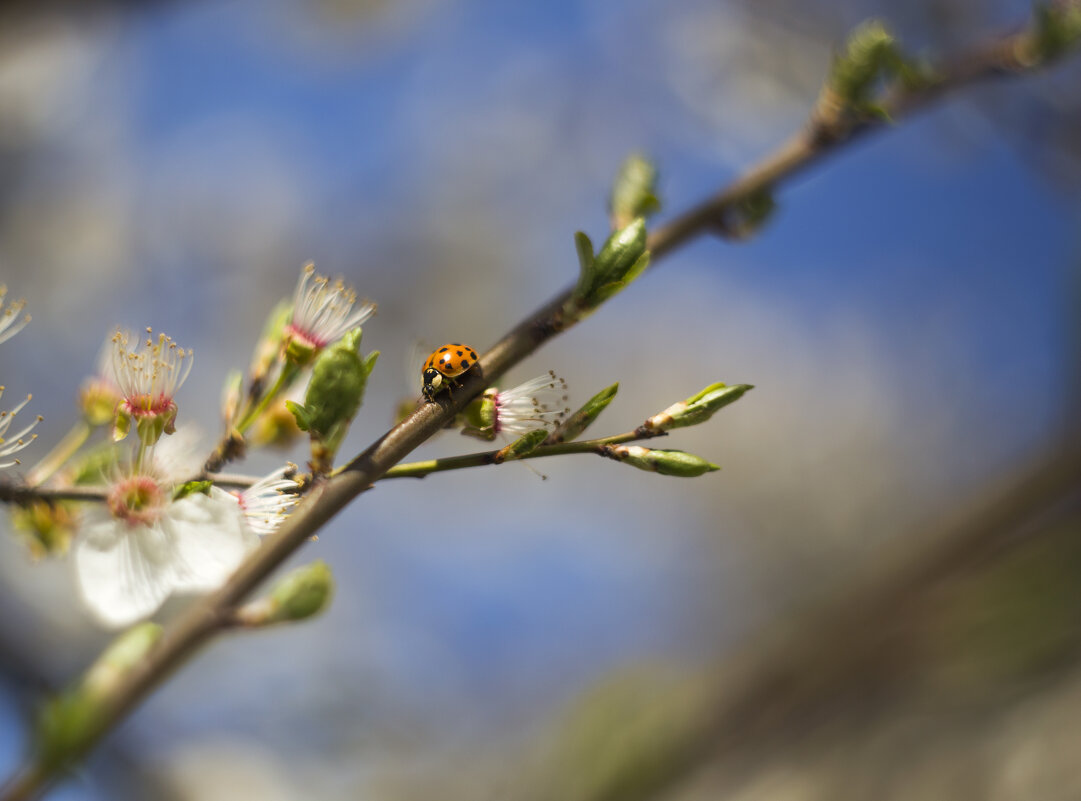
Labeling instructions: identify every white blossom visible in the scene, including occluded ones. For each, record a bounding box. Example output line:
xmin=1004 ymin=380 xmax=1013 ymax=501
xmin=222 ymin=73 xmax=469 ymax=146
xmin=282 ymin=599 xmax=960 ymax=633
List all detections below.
xmin=74 ymin=476 xmax=259 ymax=628
xmin=285 ymin=263 xmax=375 ymax=351
xmin=233 ymin=466 xmax=300 ymax=536
xmin=0 ymin=286 xmax=30 ymax=345
xmin=493 ymin=371 xmax=571 ymax=436
xmin=0 ymin=389 xmax=40 ymax=468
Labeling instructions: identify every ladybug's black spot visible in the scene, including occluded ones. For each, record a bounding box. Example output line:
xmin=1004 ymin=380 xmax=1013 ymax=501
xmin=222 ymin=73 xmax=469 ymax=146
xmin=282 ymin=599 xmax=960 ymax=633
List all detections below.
xmin=438 ymin=347 xmax=448 ymax=353
xmin=470 ymin=351 xmax=477 ymax=360
xmin=456 ymin=350 xmax=463 ymax=356
xmin=461 ymin=359 xmax=470 ymax=369
xmin=452 ymin=342 xmax=461 ymax=347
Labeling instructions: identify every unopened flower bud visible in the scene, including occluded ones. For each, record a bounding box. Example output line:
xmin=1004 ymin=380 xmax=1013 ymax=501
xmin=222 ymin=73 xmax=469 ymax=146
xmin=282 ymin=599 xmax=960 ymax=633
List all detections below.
xmin=234 ymin=561 xmax=334 ymax=626
xmin=287 ymin=327 xmax=378 ymax=473
xmin=79 ymin=380 xmax=120 ymax=428
xmin=249 ymin=397 xmax=305 ymax=450
xmin=12 ymin=500 xmax=75 ymax=558
xmin=603 ymin=444 xmax=719 ymax=477
xmin=643 ymin=383 xmax=752 ymax=433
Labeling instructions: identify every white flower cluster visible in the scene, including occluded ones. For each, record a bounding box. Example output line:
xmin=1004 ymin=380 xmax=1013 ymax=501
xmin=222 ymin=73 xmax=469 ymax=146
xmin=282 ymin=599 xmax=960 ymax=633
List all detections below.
xmin=3 ymin=262 xmax=378 ymax=628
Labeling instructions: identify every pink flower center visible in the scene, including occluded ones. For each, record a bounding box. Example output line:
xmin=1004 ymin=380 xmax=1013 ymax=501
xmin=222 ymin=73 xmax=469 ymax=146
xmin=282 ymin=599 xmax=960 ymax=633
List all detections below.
xmin=122 ymin=394 xmax=175 ymax=417
xmin=107 ymin=476 xmax=166 ymax=527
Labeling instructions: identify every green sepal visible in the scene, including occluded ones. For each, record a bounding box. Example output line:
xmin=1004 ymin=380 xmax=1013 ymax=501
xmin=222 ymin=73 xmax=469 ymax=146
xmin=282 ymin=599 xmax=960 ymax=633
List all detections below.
xmin=494 ymin=428 xmax=549 ymax=464
xmin=112 ymin=407 xmax=131 ymax=442
xmin=644 ymin=383 xmax=753 ymax=433
xmin=610 ymin=153 xmax=660 ymax=230
xmin=458 ymin=389 xmax=498 ymax=441
xmin=548 ymin=383 xmax=619 ymax=444
xmin=172 ymin=480 xmax=212 ymax=501
xmin=37 ymin=623 xmax=162 ymax=772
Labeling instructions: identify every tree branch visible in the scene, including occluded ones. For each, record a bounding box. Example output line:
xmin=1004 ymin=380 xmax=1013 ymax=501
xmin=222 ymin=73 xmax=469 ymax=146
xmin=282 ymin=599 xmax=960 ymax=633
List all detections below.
xmin=2 ymin=11 xmax=1077 ymax=800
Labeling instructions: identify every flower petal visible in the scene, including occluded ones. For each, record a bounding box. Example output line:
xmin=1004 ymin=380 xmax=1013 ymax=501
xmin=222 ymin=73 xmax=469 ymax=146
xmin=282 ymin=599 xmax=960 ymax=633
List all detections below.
xmin=73 ymin=510 xmax=175 ymax=628
xmin=165 ymin=488 xmax=260 ymax=593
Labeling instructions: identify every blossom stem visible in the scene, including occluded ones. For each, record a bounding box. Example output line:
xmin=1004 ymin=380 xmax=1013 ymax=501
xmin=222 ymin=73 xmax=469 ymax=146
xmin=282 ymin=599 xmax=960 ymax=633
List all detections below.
xmin=25 ymin=420 xmax=91 ymax=487
xmin=234 ymin=363 xmax=299 ymax=435
xmin=379 ymin=429 xmax=663 ymax=479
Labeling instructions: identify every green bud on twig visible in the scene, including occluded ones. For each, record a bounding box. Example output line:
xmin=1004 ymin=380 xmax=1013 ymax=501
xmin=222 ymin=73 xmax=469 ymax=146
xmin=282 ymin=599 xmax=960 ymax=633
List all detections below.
xmin=287 ymin=327 xmax=378 ymax=473
xmin=234 ymin=561 xmax=335 ymax=626
xmin=1026 ymin=2 xmax=1081 ymax=64
xmin=569 ymin=219 xmax=651 ymax=315
xmin=494 ymin=428 xmax=549 ymax=464
xmin=726 ymin=188 xmax=776 ymax=239
xmin=829 ymin=20 xmax=899 ymax=108
xmin=602 ymin=444 xmax=719 ymax=477
xmin=458 ymin=388 xmax=498 ymax=441
xmin=37 ymin=623 xmax=162 ymax=771
xmin=610 ymin=154 xmax=661 ymax=230
xmin=547 ymin=383 xmax=619 ymax=444
xmin=643 ymin=383 xmax=752 ymax=433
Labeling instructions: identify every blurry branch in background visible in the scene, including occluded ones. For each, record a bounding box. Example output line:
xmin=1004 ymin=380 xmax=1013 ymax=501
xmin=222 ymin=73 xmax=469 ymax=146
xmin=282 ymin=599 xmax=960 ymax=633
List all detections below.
xmin=3 ymin=5 xmax=1081 ymax=800
xmin=533 ymin=436 xmax=1081 ymax=801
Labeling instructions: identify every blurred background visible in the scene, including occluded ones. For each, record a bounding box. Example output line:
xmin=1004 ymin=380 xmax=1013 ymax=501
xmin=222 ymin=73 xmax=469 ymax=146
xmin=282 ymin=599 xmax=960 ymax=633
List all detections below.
xmin=1 ymin=0 xmax=1080 ymax=798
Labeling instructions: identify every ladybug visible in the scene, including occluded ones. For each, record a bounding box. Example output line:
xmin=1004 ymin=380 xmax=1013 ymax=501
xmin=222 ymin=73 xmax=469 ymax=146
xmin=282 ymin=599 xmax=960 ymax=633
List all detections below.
xmin=422 ymin=343 xmax=480 ymax=400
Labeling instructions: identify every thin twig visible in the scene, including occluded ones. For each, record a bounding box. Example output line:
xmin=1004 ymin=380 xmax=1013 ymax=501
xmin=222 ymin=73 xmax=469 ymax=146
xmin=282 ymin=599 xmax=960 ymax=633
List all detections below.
xmin=381 ymin=428 xmax=663 ymax=479
xmin=0 ymin=15 xmax=1074 ymax=801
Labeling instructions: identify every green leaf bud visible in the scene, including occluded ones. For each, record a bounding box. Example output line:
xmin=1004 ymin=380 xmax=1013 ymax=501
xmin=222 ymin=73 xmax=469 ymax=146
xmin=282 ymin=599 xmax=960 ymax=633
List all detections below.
xmin=643 ymin=383 xmax=752 ymax=433
xmin=610 ymin=154 xmax=661 ymax=230
xmin=570 ymin=219 xmax=651 ymax=313
xmin=493 ymin=428 xmax=549 ymax=464
xmin=828 ymin=20 xmax=899 ymax=109
xmin=1026 ymin=2 xmax=1081 ymax=64
xmin=270 ymin=560 xmax=334 ymax=622
xmin=547 ymin=383 xmax=619 ymax=444
xmin=603 ymin=445 xmax=719 ymax=477
xmin=234 ymin=561 xmax=334 ymax=626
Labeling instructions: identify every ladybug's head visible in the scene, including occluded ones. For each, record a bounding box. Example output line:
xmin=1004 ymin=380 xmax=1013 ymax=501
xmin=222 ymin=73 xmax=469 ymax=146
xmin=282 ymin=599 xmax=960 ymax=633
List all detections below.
xmin=422 ymin=367 xmax=443 ymax=400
